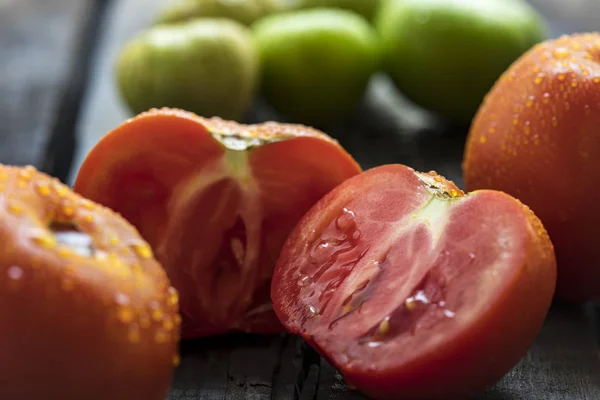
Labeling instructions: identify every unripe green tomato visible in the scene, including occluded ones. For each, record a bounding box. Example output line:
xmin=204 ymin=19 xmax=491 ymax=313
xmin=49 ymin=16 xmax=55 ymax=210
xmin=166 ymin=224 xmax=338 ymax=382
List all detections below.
xmin=116 ymin=19 xmax=259 ymax=120
xmin=253 ymin=8 xmax=380 ymax=126
xmin=156 ymin=0 xmax=280 ymax=26
xmin=376 ymin=0 xmax=547 ymax=123
xmin=284 ymin=0 xmax=382 ymax=21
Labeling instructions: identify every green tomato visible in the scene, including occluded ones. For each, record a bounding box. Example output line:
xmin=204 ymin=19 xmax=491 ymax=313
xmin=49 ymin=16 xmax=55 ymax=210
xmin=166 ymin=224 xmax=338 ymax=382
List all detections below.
xmin=284 ymin=0 xmax=382 ymax=21
xmin=375 ymin=0 xmax=547 ymax=123
xmin=253 ymin=8 xmax=380 ymax=126
xmin=156 ymin=0 xmax=280 ymax=26
xmin=116 ymin=19 xmax=259 ymax=120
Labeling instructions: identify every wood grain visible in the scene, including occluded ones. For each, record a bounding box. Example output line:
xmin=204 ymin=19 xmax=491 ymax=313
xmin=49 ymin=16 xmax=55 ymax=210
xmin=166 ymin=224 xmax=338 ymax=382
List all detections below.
xmin=167 ymin=334 xmax=305 ymax=400
xmin=0 ymin=0 xmax=94 ymax=169
xmin=312 ymin=304 xmax=600 ymax=400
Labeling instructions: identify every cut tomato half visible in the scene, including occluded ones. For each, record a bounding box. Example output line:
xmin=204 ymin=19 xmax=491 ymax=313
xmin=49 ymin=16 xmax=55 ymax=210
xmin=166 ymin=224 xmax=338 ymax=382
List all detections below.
xmin=272 ymin=164 xmax=556 ymax=400
xmin=74 ymin=108 xmax=361 ymax=338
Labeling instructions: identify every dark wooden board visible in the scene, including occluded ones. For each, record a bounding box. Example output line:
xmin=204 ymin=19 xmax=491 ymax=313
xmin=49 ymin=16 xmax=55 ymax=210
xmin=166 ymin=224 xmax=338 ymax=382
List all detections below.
xmin=3 ymin=0 xmax=593 ymax=398
xmin=314 ymin=304 xmax=600 ymax=400
xmin=165 ymin=303 xmax=600 ymax=400
xmin=0 ymin=0 xmax=97 ymax=171
xmin=167 ymin=334 xmax=298 ymax=400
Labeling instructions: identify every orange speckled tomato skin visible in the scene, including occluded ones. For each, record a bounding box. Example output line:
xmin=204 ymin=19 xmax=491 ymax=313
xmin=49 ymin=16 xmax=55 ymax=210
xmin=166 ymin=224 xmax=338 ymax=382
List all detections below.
xmin=0 ymin=165 xmax=179 ymax=400
xmin=463 ymin=33 xmax=600 ymax=302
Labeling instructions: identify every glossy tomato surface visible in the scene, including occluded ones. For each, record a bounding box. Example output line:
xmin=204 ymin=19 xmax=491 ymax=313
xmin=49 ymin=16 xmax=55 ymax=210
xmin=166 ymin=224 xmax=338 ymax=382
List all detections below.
xmin=0 ymin=165 xmax=179 ymax=400
xmin=463 ymin=32 xmax=600 ymax=302
xmin=74 ymin=108 xmax=361 ymax=338
xmin=272 ymin=164 xmax=556 ymax=400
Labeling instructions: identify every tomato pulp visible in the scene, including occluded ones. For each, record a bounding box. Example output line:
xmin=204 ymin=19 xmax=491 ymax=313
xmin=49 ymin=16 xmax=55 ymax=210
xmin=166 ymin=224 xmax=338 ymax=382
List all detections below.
xmin=74 ymin=108 xmax=361 ymax=338
xmin=272 ymin=164 xmax=556 ymax=400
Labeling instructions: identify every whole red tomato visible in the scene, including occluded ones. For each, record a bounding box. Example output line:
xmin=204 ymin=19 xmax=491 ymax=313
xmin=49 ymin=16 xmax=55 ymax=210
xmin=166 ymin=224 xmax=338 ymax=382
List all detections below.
xmin=464 ymin=32 xmax=600 ymax=301
xmin=0 ymin=165 xmax=179 ymax=400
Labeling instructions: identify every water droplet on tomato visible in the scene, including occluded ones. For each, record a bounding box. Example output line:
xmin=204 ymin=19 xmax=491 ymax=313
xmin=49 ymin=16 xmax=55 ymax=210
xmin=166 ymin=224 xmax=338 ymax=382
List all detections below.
xmin=336 ymin=208 xmax=356 ymax=231
xmin=302 ymin=206 xmax=370 ymax=329
xmin=152 ymin=308 xmax=165 ymax=322
xmin=405 ymin=290 xmax=430 ymax=307
xmin=114 ymin=292 xmax=130 ymax=306
xmin=310 ymin=238 xmax=342 ymax=264
xmin=298 ymin=273 xmax=312 ymax=287
xmin=553 ymin=47 xmax=569 ymax=59
xmin=30 ymin=229 xmax=57 ymax=249
xmin=311 ymin=207 xmax=362 ymax=264
xmin=7 ymin=266 xmax=23 ymax=280
xmin=7 ymin=202 xmax=24 ymax=216
xmin=155 ymin=329 xmax=169 ymax=344
xmin=468 ymin=252 xmax=476 ymax=260
xmin=131 ymin=242 xmax=153 ymax=259
xmin=36 ymin=182 xmax=51 ymax=196
xmin=117 ymin=306 xmax=135 ymax=323
xmin=534 ymin=73 xmax=545 ymax=84
xmin=443 ymin=309 xmax=456 ymax=318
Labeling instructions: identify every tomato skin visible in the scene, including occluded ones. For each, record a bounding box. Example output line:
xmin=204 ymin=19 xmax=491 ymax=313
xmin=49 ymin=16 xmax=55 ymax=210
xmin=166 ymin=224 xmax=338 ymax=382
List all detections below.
xmin=272 ymin=164 xmax=556 ymax=400
xmin=0 ymin=165 xmax=179 ymax=400
xmin=74 ymin=108 xmax=362 ymax=338
xmin=463 ymin=33 xmax=600 ymax=302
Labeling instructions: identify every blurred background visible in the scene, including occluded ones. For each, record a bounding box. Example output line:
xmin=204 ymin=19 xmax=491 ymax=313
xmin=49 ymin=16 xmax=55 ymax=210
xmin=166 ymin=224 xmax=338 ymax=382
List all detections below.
xmin=0 ymin=0 xmax=598 ymax=184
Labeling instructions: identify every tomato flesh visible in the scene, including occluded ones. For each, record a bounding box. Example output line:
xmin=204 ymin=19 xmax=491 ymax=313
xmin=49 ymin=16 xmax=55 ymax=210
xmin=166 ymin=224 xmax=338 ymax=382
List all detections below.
xmin=272 ymin=164 xmax=556 ymax=400
xmin=74 ymin=109 xmax=362 ymax=337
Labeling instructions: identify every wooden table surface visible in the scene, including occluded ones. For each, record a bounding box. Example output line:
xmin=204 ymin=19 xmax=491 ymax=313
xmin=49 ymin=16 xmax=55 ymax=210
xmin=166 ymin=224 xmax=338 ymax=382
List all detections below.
xmin=1 ymin=1 xmax=599 ymax=399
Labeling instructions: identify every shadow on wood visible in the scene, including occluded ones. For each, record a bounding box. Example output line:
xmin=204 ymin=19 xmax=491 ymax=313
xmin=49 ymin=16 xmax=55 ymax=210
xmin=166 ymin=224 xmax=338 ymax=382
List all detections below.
xmin=0 ymin=0 xmax=96 ymax=170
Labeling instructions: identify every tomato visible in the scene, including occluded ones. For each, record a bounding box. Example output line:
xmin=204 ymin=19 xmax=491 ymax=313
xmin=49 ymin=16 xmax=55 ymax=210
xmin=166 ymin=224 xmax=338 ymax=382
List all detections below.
xmin=272 ymin=164 xmax=556 ymax=400
xmin=463 ymin=32 xmax=600 ymax=302
xmin=74 ymin=108 xmax=361 ymax=338
xmin=0 ymin=165 xmax=179 ymax=400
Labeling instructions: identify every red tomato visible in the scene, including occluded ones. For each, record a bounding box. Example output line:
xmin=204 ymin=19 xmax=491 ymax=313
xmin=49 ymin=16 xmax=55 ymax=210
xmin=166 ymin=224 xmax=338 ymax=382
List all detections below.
xmin=0 ymin=165 xmax=179 ymax=400
xmin=74 ymin=108 xmax=361 ymax=338
xmin=272 ymin=164 xmax=556 ymax=400
xmin=463 ymin=32 xmax=600 ymax=302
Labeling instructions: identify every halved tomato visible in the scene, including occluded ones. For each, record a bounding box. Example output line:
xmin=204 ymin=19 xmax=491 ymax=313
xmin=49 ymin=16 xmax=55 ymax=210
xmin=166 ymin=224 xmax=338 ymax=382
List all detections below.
xmin=73 ymin=108 xmax=361 ymax=338
xmin=272 ymin=164 xmax=556 ymax=400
